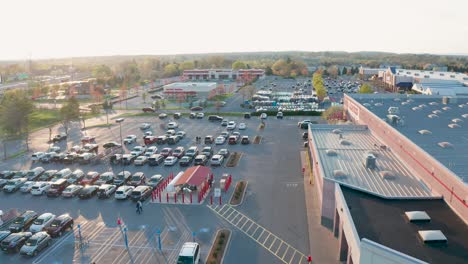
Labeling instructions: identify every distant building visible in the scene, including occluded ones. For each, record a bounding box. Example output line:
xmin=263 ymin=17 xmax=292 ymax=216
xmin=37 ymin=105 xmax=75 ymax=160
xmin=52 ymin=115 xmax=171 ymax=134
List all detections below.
xmin=183 ymin=69 xmax=265 ymax=81
xmin=163 ymin=82 xmax=217 ymax=99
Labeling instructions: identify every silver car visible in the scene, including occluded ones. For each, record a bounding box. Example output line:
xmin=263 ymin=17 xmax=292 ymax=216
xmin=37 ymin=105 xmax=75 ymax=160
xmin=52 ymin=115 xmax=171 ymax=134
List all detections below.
xmin=20 ymin=231 xmax=51 ymax=257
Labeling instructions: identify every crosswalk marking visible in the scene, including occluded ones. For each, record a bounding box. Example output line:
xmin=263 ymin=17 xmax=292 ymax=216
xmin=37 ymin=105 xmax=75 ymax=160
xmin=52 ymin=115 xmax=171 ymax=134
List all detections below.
xmin=208 ymin=204 xmax=307 ymax=264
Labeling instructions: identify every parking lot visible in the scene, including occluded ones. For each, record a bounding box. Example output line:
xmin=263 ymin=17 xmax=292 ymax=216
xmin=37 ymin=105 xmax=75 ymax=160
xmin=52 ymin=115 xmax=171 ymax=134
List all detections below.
xmin=0 ymin=113 xmax=312 ymax=263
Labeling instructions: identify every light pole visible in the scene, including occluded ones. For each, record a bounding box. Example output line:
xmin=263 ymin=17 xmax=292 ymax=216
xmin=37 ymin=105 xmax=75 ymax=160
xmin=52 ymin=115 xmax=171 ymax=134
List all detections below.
xmin=115 ymin=118 xmax=125 ymax=175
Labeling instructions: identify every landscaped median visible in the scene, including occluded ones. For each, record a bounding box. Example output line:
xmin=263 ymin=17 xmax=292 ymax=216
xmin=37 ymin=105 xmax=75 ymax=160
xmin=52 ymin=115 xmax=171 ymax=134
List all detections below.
xmin=207 ymin=229 xmax=231 ymax=264
xmin=225 ymin=152 xmax=242 ymax=167
xmin=230 ymin=180 xmax=247 ymax=206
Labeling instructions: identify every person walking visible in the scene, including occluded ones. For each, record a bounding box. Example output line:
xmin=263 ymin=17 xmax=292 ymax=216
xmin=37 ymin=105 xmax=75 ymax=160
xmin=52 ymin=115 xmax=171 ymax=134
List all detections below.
xmin=136 ymin=201 xmax=141 ymax=214
xmin=137 ymin=200 xmax=143 ymax=213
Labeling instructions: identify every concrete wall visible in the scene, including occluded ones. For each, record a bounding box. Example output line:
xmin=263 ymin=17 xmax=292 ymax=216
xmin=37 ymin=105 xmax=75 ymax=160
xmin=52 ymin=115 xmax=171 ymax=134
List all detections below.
xmin=360 ymin=239 xmax=428 ymax=264
xmin=344 ymin=94 xmax=468 ymax=223
xmin=335 ymin=185 xmax=361 ymax=264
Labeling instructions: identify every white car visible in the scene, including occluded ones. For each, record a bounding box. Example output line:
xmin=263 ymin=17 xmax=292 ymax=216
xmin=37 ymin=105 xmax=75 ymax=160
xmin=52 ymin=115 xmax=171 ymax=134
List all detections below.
xmin=176 ymin=131 xmax=186 ymax=138
xmin=210 ymin=154 xmax=224 ymax=166
xmin=164 ymin=156 xmax=178 ymax=166
xmin=215 ymin=136 xmax=225 ymax=145
xmin=48 ymin=146 xmax=61 ymax=153
xmin=196 ymin=113 xmax=204 ymax=119
xmin=260 ymin=113 xmax=268 ymax=119
xmin=123 ymin=135 xmax=137 ymax=144
xmin=134 ymin=156 xmax=148 ymax=166
xmin=70 ymin=145 xmax=82 ymax=153
xmin=226 ymin=121 xmax=236 ymax=130
xmin=29 ymin=213 xmax=56 ymax=233
xmin=145 ymin=146 xmax=158 ymax=156
xmin=220 ymin=131 xmax=230 ymax=139
xmin=20 ymin=181 xmax=36 ymax=193
xmin=115 ymin=185 xmax=135 ymax=200
xmin=97 ymin=184 xmax=117 ymax=198
xmin=132 ymin=146 xmax=147 ymax=155
xmin=62 ymin=184 xmax=83 ymax=198
xmin=167 ymin=122 xmax=178 ymax=129
xmin=31 ymin=152 xmax=45 ymax=162
xmin=239 ymin=123 xmax=247 ymax=130
xmin=140 ymin=123 xmax=151 ymax=130
xmin=144 ymin=131 xmax=153 ymax=137
xmin=30 ymin=182 xmax=51 ymax=195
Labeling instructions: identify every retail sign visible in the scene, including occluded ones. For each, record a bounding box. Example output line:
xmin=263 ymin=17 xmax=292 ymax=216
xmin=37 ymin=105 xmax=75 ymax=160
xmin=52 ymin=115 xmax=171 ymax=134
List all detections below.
xmin=214 ymin=188 xmax=221 ymax=197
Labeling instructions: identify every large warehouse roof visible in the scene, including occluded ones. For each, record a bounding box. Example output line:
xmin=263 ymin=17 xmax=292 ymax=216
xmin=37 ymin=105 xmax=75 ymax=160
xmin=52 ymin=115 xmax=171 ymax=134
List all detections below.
xmin=350 ymin=94 xmax=468 ymax=183
xmin=310 ymin=124 xmax=435 ymax=198
xmin=164 ymin=82 xmax=217 ymax=92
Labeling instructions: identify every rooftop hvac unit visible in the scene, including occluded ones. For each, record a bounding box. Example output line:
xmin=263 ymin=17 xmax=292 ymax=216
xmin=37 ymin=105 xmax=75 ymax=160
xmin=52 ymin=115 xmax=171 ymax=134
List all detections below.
xmin=387 ymin=114 xmax=400 ymax=126
xmin=363 ymin=153 xmax=377 ymax=170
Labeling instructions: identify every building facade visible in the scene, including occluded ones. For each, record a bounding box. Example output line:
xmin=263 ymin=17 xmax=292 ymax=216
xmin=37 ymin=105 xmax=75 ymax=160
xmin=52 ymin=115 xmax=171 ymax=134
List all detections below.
xmin=183 ymin=69 xmax=265 ymax=81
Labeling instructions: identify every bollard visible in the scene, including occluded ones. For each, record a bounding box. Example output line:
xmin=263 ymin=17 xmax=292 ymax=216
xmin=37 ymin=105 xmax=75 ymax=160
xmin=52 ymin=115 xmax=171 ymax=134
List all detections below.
xmin=219 ymin=196 xmax=222 ymax=205
xmin=174 ymin=193 xmax=177 ymax=203
xmin=210 ymin=195 xmax=213 ymax=205
xmin=166 ymin=193 xmax=169 ymax=203
xmin=182 ymin=193 xmax=185 ymax=203
xmin=159 ymin=192 xmax=162 ymax=203
xmin=190 ymin=192 xmax=192 ymax=204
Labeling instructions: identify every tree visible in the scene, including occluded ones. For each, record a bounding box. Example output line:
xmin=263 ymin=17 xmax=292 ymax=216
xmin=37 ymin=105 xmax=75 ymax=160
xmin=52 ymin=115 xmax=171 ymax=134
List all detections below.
xmin=265 ymin=66 xmax=273 ymax=75
xmin=0 ymin=90 xmax=34 ymax=136
xmin=153 ymin=100 xmax=160 ymax=111
xmin=60 ymin=96 xmax=80 ymax=135
xmin=179 ymin=61 xmax=195 ymax=71
xmin=358 ymin=83 xmax=374 ymax=94
xmin=163 ymin=64 xmax=179 ymax=77
xmin=232 ymin=61 xmax=247 ymax=70
xmin=313 ymin=73 xmax=327 ymax=101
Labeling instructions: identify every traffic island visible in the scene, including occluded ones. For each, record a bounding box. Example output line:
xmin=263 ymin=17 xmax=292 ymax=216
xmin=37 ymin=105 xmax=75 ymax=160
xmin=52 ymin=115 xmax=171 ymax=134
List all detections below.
xmin=257 ymin=123 xmax=266 ymax=131
xmin=230 ymin=181 xmax=247 ymax=206
xmin=207 ymin=229 xmax=231 ymax=264
xmin=226 ymin=152 xmax=242 ymax=167
xmin=253 ymin=135 xmax=262 ymax=144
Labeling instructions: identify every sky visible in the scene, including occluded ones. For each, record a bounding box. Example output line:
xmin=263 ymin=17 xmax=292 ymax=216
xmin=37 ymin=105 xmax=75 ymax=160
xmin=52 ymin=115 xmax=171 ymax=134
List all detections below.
xmin=1 ymin=0 xmax=467 ymax=60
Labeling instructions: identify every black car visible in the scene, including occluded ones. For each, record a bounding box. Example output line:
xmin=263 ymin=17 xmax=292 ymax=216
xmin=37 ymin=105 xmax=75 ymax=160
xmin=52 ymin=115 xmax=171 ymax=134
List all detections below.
xmin=148 ymin=154 xmax=165 ymax=166
xmin=244 ymin=113 xmax=251 ymax=119
xmin=0 ymin=231 xmax=11 ymax=243
xmin=44 ymin=214 xmax=74 ymax=238
xmin=9 ymin=211 xmax=38 ymax=233
xmin=179 ymin=156 xmax=193 ymax=167
xmin=302 ymin=132 xmax=308 ymax=140
xmin=78 ymin=185 xmax=99 ymax=199
xmin=0 ymin=232 xmax=32 ymax=253
xmin=38 ymin=170 xmax=57 ymax=182
xmin=208 ymin=115 xmax=223 ymax=121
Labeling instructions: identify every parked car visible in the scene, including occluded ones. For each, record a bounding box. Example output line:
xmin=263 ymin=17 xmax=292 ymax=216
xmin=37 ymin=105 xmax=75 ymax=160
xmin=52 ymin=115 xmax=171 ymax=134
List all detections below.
xmin=0 ymin=171 xmax=15 ymax=179
xmin=95 ymin=172 xmax=115 ymax=185
xmin=140 ymin=123 xmax=151 ymax=130
xmin=276 ymin=111 xmax=284 ymax=119
xmin=133 ymin=156 xmax=148 ymax=166
xmin=239 ymin=123 xmax=247 ymax=130
xmin=97 ymin=184 xmax=117 ymax=199
xmin=30 ymin=182 xmax=52 ymax=196
xmin=220 ymin=131 xmax=229 ymax=139
xmin=51 ymin=133 xmax=67 ymax=143
xmin=244 ymin=112 xmax=251 ymax=119
xmin=189 ymin=112 xmax=196 ymax=119
xmin=44 ymin=214 xmax=73 ymax=237
xmin=217 ymin=149 xmax=230 ymax=158
xmin=194 ymin=155 xmax=208 ymax=166
xmin=103 ymin=141 xmax=122 ymax=149
xmin=179 ymin=156 xmax=193 ymax=167
xmin=227 ymin=121 xmax=236 ymax=130
xmin=38 ymin=170 xmax=57 ymax=182
xmin=215 ymin=136 xmax=225 ymax=145
xmin=0 ymin=232 xmax=32 ymax=253
xmin=156 ymin=135 xmax=167 ymax=144
xmin=114 ymin=171 xmax=131 ymax=186
xmin=201 ymin=147 xmax=213 ymax=157
xmin=62 ymin=185 xmax=83 ymax=198
xmin=46 ymin=179 xmax=68 ymax=197
xmin=20 ymin=231 xmax=51 ymax=257
xmin=81 ymin=136 xmax=96 ymax=144
xmin=145 ymin=146 xmax=158 ymax=156
xmin=3 ymin=178 xmax=27 ymax=193
xmin=62 ymin=153 xmax=78 ymax=164
xmin=123 ymin=135 xmax=137 ymax=144
xmin=29 ymin=213 xmax=56 ymax=233
xmin=176 ymin=131 xmax=186 ymax=138
xmin=160 ymin=148 xmax=173 ymax=157
xmin=164 ymin=156 xmax=178 ymax=166
xmin=190 ymin=106 xmax=203 ymax=111
xmin=221 ymin=120 xmax=228 ymax=126
xmin=80 ymin=171 xmax=100 ymax=185
xmin=115 ymin=185 xmax=135 ymax=200
xmin=260 ymin=113 xmax=267 ymax=119
xmin=228 ymin=135 xmax=239 ymax=145
xmin=20 ymin=181 xmax=35 ymax=193
xmin=173 ymin=112 xmax=181 ymax=119
xmin=130 ymin=186 xmax=152 ymax=201
xmin=158 ymin=113 xmax=167 ymax=119
xmin=31 ymin=152 xmax=45 ymax=162
xmin=40 ymin=152 xmax=56 ymax=163
xmin=78 ymin=185 xmax=99 ymax=199
xmin=177 ymin=242 xmax=201 ymax=263
xmin=167 ymin=122 xmax=178 ymax=129
xmin=52 ymin=168 xmax=73 ymax=181
xmin=142 ymin=107 xmax=155 ymax=113
xmin=210 ymin=155 xmax=224 ymax=166
xmin=148 ymin=154 xmax=165 ymax=166
xmin=208 ymin=115 xmax=223 ymax=121
xmin=0 ymin=231 xmax=11 ymax=243
xmin=67 ymin=169 xmax=85 ymax=185
xmin=143 ymin=136 xmax=157 ymax=145
xmin=122 ymin=154 xmax=136 ymax=165
xmin=204 ymin=136 xmax=214 ymax=144
xmin=129 ymin=172 xmax=146 ymax=186
xmin=185 ymin=146 xmax=199 ymax=157
xmin=13 ymin=171 xmax=27 ymax=179
xmin=147 ymin=175 xmax=164 ymax=189
xmin=241 ymin=136 xmax=250 ymax=144
xmin=167 ymin=135 xmax=180 ymax=145
xmin=76 ymin=152 xmax=96 ymax=164
xmin=9 ymin=211 xmax=38 ymax=232
xmin=173 ymin=147 xmax=185 ymax=158
xmin=196 ymin=113 xmax=204 ymax=119
xmin=82 ymin=143 xmax=98 ymax=153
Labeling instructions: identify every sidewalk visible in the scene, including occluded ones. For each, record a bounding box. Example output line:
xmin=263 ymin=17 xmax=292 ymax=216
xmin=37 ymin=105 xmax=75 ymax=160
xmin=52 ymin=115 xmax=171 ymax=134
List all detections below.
xmin=300 ymin=151 xmax=340 ymax=264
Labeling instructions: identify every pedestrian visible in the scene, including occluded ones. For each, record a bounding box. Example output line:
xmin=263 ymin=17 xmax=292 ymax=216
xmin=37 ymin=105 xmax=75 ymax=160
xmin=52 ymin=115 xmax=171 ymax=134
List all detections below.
xmin=137 ymin=200 xmax=143 ymax=213
xmin=136 ymin=201 xmax=141 ymax=214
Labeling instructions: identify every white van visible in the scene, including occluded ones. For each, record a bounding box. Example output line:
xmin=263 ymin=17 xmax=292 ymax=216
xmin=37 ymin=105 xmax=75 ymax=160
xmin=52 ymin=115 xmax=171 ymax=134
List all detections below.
xmin=177 ymin=242 xmax=200 ymax=264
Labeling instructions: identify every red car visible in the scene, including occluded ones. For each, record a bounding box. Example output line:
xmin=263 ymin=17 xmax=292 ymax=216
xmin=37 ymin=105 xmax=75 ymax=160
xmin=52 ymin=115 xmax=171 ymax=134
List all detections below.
xmin=160 ymin=148 xmax=173 ymax=157
xmin=80 ymin=171 xmax=100 ymax=185
xmin=190 ymin=106 xmax=203 ymax=111
xmin=81 ymin=136 xmax=96 ymax=144
xmin=144 ymin=136 xmax=157 ymax=145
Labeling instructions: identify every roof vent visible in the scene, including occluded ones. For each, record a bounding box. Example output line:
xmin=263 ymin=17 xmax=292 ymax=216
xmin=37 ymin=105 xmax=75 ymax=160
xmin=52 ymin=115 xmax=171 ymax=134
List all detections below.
xmin=339 ymin=139 xmax=351 ymax=146
xmin=429 ymin=102 xmax=438 ymax=106
xmin=326 ymin=149 xmax=337 ymax=156
xmin=333 ymin=170 xmax=347 ymax=178
xmin=432 ymin=110 xmax=442 ymax=114
xmin=438 ymin=142 xmax=453 ymax=148
xmin=427 ymin=114 xmax=438 ymax=118
xmin=418 ymin=130 xmax=432 ymax=135
xmin=407 ymin=99 xmax=414 ymax=103
xmin=452 ymin=118 xmax=463 ymax=123
xmin=393 ymin=98 xmax=401 ymax=102
xmin=448 ymin=123 xmax=461 ymax=128
xmin=374 ymin=103 xmax=383 ymax=107
xmin=418 ymin=230 xmax=447 ymax=244
xmin=379 ymin=170 xmax=396 ymax=180
xmin=401 ymin=102 xmax=409 ymax=106
xmin=363 ymin=103 xmax=371 ymax=107
xmin=332 ymin=129 xmax=342 ymax=134
xmin=363 ymin=153 xmax=377 ymax=170
xmin=459 ymin=104 xmax=466 ymax=108
xmin=405 ymin=211 xmax=431 ymax=222
xmin=442 ymin=106 xmax=451 ymax=111
xmin=412 ymin=107 xmax=421 ymax=111
xmin=462 ymin=114 xmax=468 ymax=119
xmin=418 ymin=104 xmax=427 ymax=108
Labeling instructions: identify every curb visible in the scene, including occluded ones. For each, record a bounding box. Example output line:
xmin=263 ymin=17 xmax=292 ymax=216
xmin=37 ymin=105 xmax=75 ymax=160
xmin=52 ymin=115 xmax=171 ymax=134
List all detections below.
xmin=229 ymin=181 xmax=248 ymax=207
xmin=207 ymin=229 xmax=232 ymax=264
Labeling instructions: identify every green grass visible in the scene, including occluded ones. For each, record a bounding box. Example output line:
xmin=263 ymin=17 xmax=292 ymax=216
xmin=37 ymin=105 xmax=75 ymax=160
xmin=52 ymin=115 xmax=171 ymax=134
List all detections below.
xmin=6 ymin=150 xmax=27 ymax=160
xmin=84 ymin=123 xmax=114 ymax=129
xmin=208 ymin=93 xmax=234 ymax=101
xmin=28 ymin=109 xmax=62 ymax=131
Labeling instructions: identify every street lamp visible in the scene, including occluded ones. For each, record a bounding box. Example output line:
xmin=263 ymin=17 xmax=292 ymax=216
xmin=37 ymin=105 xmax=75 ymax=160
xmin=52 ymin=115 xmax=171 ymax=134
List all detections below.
xmin=115 ymin=118 xmax=125 ymax=175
